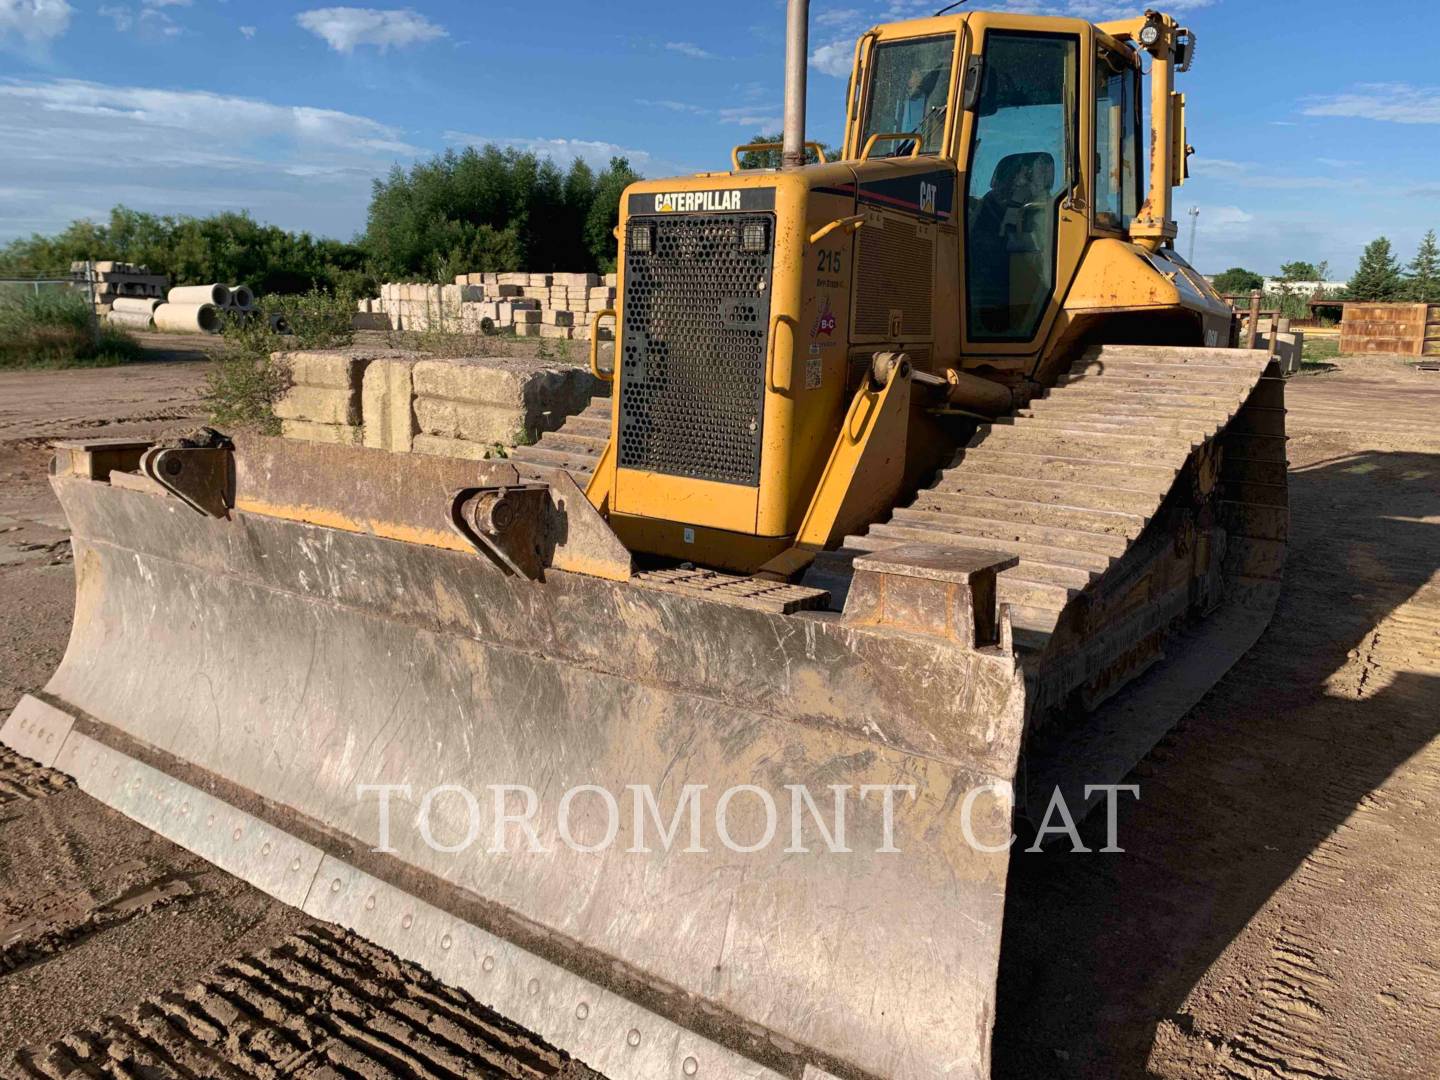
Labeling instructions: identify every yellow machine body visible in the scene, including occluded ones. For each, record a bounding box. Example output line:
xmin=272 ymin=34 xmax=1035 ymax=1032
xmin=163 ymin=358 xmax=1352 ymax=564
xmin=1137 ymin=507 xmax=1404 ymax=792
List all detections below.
xmin=590 ymin=9 xmax=1230 ymax=572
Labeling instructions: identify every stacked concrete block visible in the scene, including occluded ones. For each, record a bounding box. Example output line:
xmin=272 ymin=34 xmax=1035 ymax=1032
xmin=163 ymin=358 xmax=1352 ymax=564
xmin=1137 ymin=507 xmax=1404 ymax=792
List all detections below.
xmin=365 ymin=272 xmax=618 ymax=339
xmin=272 ymin=348 xmax=414 ymax=445
xmin=73 ymin=260 xmax=169 ymax=315
xmin=362 ymin=357 xmax=419 ymax=451
xmin=410 ymin=356 xmax=603 ymax=459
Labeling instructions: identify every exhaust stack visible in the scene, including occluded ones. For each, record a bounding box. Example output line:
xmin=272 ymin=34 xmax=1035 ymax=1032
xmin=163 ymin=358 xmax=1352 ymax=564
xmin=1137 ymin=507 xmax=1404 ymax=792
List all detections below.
xmin=782 ymin=0 xmax=809 ymax=168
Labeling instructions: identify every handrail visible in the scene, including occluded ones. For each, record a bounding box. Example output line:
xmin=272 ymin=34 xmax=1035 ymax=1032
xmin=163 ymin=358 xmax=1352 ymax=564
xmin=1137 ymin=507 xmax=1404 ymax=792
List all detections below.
xmin=765 ymin=312 xmax=798 ymax=393
xmin=859 ymin=132 xmax=924 ymax=162
xmin=809 ymin=214 xmax=866 ymax=245
xmin=589 ymin=309 xmax=617 ymax=382
xmin=731 ymin=141 xmax=829 ymax=170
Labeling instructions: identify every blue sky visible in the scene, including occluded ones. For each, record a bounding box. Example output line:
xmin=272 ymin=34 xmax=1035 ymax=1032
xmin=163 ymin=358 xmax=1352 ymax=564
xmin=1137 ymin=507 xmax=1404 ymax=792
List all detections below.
xmin=1 ymin=0 xmax=1437 ymax=277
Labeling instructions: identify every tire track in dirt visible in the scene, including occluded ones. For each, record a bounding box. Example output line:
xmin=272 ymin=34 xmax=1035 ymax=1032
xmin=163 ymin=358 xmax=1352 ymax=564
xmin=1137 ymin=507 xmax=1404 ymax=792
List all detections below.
xmin=2 ymin=873 xmax=195 ymax=978
xmin=0 ymin=746 xmax=72 ymax=806
xmin=1146 ymin=498 xmax=1440 ymax=1079
xmin=9 ymin=923 xmax=601 ymax=1079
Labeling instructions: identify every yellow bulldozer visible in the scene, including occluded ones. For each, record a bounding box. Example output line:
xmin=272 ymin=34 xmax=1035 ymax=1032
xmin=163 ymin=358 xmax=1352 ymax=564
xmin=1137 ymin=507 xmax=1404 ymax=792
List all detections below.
xmin=4 ymin=4 xmax=1286 ymax=1078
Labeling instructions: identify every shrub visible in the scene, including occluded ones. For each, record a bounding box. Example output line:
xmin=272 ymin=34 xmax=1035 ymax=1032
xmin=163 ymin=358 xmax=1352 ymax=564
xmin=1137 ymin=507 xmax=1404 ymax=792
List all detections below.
xmin=0 ymin=287 xmax=144 ymax=369
xmin=202 ymin=289 xmax=355 ymax=433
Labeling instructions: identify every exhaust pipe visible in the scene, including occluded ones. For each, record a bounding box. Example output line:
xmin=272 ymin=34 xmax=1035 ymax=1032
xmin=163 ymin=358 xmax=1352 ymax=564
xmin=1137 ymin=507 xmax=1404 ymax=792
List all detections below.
xmin=782 ymin=0 xmax=809 ymax=168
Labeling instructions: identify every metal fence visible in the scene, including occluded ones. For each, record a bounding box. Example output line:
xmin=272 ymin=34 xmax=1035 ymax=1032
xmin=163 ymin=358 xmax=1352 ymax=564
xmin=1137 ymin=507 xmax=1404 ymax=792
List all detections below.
xmin=0 ymin=272 xmax=100 ymax=340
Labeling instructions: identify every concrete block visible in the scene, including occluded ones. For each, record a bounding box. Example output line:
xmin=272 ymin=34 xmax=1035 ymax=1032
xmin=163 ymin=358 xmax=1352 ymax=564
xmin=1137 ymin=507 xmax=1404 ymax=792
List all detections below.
xmin=528 ymin=273 xmax=553 ymax=286
xmin=512 ymin=309 xmax=542 ymax=324
xmin=488 ymin=284 xmax=522 ymax=298
xmin=544 ymin=310 xmax=574 ymax=327
xmin=540 ymin=324 xmax=575 ymax=339
xmin=556 ymin=273 xmax=601 ymax=288
xmin=411 ymin=355 xmax=600 ymax=444
xmin=351 ymin=312 xmax=393 ymax=331
xmin=282 ymin=350 xmax=367 ymax=391
xmin=362 ymin=358 xmax=417 ymax=452
xmin=413 ymin=399 xmax=525 ymax=445
xmin=514 ymin=322 xmax=541 ymax=337
xmin=274 ymin=385 xmax=358 ymax=426
xmin=412 ymin=434 xmax=494 ymax=461
xmin=454 ymin=274 xmax=468 ymax=287
xmin=280 ymin=420 xmax=362 ymax=446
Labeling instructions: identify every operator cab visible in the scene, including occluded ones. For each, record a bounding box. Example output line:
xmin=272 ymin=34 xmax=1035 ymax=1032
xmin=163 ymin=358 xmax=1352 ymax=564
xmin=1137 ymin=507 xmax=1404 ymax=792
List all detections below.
xmin=845 ymin=14 xmax=1150 ymax=349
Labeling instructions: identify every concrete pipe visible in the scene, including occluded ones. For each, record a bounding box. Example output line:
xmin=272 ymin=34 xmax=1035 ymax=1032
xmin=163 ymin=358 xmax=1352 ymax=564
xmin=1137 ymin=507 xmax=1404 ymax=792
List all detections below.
xmin=153 ymin=302 xmax=221 ymax=334
xmin=268 ymin=313 xmax=292 ymax=335
xmin=229 ymin=285 xmax=255 ymax=310
xmin=106 ymin=310 xmax=155 ymax=330
xmin=112 ymin=296 xmax=162 ymax=315
xmin=167 ymin=283 xmax=230 ymax=307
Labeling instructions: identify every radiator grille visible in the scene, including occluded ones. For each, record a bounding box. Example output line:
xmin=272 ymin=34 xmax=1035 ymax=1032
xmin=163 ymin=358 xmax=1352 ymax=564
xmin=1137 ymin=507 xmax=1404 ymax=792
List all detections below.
xmin=619 ymin=214 xmax=774 ymax=486
xmin=854 ymin=215 xmax=934 ymax=339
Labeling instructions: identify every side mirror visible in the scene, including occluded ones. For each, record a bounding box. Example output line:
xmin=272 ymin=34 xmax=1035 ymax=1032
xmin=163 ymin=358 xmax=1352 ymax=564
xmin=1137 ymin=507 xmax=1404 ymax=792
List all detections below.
xmin=962 ymin=56 xmax=984 ymax=111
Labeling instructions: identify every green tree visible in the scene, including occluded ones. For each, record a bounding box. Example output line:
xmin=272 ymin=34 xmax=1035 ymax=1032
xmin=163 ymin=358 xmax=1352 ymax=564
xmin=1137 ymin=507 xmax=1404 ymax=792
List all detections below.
xmin=585 ymin=157 xmax=642 ymax=273
xmin=1346 ymin=236 xmax=1404 ymax=301
xmin=736 ymin=132 xmax=839 ymax=171
xmin=1211 ymin=267 xmax=1265 ymax=296
xmin=1278 ymin=261 xmax=1319 ymax=282
xmin=365 ymin=145 xmax=643 ymax=281
xmin=0 ymin=206 xmax=371 ymax=296
xmin=1404 ymin=230 xmax=1440 ymax=302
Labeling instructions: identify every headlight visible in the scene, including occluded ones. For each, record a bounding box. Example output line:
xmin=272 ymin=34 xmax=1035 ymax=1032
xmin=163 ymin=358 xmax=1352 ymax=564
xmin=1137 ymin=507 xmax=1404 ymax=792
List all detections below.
xmin=1138 ymin=22 xmax=1161 ymax=47
xmin=628 ymin=223 xmax=654 ymax=254
xmin=739 ymin=220 xmax=769 ymax=253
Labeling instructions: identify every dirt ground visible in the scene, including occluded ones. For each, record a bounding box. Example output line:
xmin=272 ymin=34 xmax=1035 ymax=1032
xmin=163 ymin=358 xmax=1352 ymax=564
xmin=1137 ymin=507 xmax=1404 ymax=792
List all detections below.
xmin=0 ymin=353 xmax=1436 ymax=1077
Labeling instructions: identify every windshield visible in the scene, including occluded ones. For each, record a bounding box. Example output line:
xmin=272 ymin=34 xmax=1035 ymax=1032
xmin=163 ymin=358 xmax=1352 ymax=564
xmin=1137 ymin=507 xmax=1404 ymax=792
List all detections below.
xmin=859 ymin=34 xmax=955 ymax=157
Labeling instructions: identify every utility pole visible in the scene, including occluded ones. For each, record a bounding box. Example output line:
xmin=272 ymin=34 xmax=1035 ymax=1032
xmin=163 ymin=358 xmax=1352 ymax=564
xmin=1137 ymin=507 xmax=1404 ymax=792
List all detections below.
xmin=1187 ymin=206 xmax=1200 ymax=265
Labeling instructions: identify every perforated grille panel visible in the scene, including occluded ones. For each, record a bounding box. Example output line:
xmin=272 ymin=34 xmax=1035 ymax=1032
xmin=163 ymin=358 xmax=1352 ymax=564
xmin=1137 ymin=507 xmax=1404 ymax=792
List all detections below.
xmin=619 ymin=214 xmax=774 ymax=487
xmin=854 ymin=214 xmax=934 ymax=339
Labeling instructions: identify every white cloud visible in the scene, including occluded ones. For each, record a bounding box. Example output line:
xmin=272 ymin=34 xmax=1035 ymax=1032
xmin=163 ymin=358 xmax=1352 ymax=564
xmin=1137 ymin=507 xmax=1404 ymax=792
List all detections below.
xmin=97 ymin=5 xmax=133 ymax=31
xmin=99 ymin=0 xmax=190 ymax=37
xmin=717 ymin=106 xmax=782 ymax=129
xmin=239 ymin=25 xmax=256 ymax=38
xmin=442 ymin=132 xmax=656 ymax=173
xmin=0 ymin=78 xmax=419 ymax=239
xmin=296 ymin=6 xmax=446 ymax=53
xmin=1302 ymin=84 xmax=1440 ymax=125
xmin=0 ymin=0 xmax=71 ymax=43
xmin=810 ymin=40 xmax=853 ymax=78
xmin=634 ymin=98 xmax=707 ymax=115
xmin=816 ymin=7 xmax=862 ymax=27
xmin=665 ymin=41 xmax=714 ymax=60
xmin=1189 ymin=156 xmax=1364 ymax=191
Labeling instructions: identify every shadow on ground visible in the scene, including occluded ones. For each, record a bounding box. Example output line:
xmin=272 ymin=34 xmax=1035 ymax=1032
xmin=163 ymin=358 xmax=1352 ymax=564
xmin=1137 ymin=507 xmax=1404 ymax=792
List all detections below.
xmin=992 ymin=447 xmax=1440 ymax=1078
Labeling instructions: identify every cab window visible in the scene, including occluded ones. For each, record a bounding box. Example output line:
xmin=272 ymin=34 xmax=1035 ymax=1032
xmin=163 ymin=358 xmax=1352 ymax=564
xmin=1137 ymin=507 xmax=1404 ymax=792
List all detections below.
xmin=964 ymin=31 xmax=1078 ymax=341
xmin=1094 ymin=49 xmax=1139 ymax=230
xmin=859 ymin=35 xmax=955 ymax=157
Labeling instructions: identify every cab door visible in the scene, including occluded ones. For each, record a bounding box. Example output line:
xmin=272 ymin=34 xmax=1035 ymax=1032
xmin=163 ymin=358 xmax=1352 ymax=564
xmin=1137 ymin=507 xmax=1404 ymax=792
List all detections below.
xmin=960 ymin=23 xmax=1089 ymax=357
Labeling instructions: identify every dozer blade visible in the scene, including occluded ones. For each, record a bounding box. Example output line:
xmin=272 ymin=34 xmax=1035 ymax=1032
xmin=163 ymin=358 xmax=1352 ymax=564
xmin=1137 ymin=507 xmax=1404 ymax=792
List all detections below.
xmin=5 ymin=435 xmax=1031 ymax=1080
xmin=4 ymin=344 xmax=1287 ymax=1078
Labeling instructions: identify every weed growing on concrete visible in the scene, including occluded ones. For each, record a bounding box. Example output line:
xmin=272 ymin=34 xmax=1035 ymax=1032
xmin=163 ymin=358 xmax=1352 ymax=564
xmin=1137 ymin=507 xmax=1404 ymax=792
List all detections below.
xmin=204 ymin=289 xmax=355 ymax=432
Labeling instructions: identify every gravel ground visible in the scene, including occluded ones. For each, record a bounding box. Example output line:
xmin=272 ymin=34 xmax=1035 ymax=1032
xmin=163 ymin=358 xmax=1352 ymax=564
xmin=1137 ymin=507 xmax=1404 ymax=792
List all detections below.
xmin=0 ymin=353 xmax=1436 ymax=1078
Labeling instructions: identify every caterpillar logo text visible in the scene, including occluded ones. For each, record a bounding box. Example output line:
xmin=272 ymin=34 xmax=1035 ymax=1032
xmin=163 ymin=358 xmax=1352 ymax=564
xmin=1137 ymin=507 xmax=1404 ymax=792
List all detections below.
xmin=655 ymin=190 xmax=743 ymax=212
